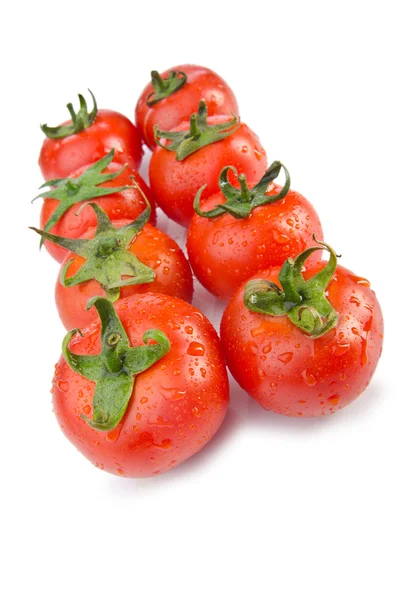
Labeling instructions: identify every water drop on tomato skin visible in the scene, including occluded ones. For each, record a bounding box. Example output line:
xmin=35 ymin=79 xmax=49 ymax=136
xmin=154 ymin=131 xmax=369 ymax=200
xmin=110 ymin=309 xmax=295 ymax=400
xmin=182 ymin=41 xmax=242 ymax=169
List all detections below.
xmin=332 ymin=342 xmax=350 ymax=356
xmin=160 ymin=386 xmax=187 ymax=401
xmin=106 ymin=426 xmax=121 ymax=443
xmin=82 ymin=405 xmax=91 ymax=415
xmin=328 ymin=394 xmax=340 ymax=406
xmin=187 ymin=342 xmax=205 ymax=356
xmin=301 ymin=370 xmax=317 ymax=386
xmin=277 ymin=352 xmax=293 ymax=364
xmin=57 ymin=380 xmax=69 ymax=392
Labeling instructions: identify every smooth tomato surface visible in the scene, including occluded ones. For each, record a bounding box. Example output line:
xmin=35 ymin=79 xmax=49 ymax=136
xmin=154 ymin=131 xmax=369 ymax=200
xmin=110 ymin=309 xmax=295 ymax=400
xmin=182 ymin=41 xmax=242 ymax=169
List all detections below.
xmin=40 ymin=162 xmax=156 ymax=262
xmin=39 ymin=109 xmax=143 ymax=180
xmin=187 ymin=183 xmax=323 ymax=299
xmin=149 ymin=118 xmax=267 ymax=227
xmin=52 ymin=293 xmax=230 ymax=477
xmin=56 ymin=220 xmax=193 ymax=329
xmin=135 ymin=64 xmax=239 ymax=150
xmin=221 ymin=264 xmax=383 ymax=417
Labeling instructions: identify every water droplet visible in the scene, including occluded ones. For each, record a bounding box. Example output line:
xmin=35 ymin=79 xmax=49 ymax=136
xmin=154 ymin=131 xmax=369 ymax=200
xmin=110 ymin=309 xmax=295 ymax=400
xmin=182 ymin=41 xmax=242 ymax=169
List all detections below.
xmin=250 ymin=323 xmax=267 ymax=338
xmin=328 ymin=394 xmax=340 ymax=406
xmin=136 ymin=413 xmax=142 ymax=421
xmin=351 ymin=327 xmax=360 ymax=335
xmin=241 ymin=145 xmax=248 ymax=153
xmin=192 ymin=406 xmax=200 ymax=418
xmin=163 ymin=267 xmax=169 ymax=275
xmin=212 ymin=231 xmax=221 ymax=244
xmin=200 ymin=368 xmax=207 ymax=378
xmin=78 ymin=390 xmax=84 ymax=399
xmin=188 ymin=367 xmax=195 ymax=376
xmin=332 ymin=343 xmax=350 ymax=356
xmin=82 ymin=405 xmax=91 ymax=415
xmin=160 ymin=438 xmax=172 ymax=449
xmin=301 ymin=369 xmax=317 ymax=386
xmin=272 ymin=229 xmax=289 ymax=244
xmin=185 ymin=326 xmax=193 ymax=334
xmin=140 ymin=396 xmax=148 ymax=404
xmin=277 ymin=352 xmax=293 ymax=364
xmin=351 ymin=275 xmax=370 ymax=287
xmin=254 ymin=149 xmax=263 ymax=160
xmin=173 ymin=368 xmax=181 ymax=376
xmin=187 ymin=342 xmax=205 ymax=356
xmin=297 ymin=399 xmax=307 ymax=405
xmin=106 ymin=426 xmax=121 ymax=443
xmin=57 ymin=380 xmax=69 ymax=392
xmin=117 ymin=468 xmax=124 ymax=475
xmin=168 ymin=319 xmax=181 ymax=330
xmin=160 ymin=386 xmax=187 ymax=401
xmin=286 ymin=218 xmax=294 ymax=227
xmin=262 ymin=342 xmax=272 ymax=354
xmin=148 ymin=416 xmax=174 ymax=428
xmin=349 ymin=296 xmax=361 ymax=307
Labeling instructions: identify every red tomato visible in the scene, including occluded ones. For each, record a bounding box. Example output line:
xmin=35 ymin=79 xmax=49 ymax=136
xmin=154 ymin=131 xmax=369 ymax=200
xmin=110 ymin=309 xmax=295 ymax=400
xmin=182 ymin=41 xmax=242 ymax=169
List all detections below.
xmin=52 ymin=293 xmax=230 ymax=477
xmin=55 ymin=220 xmax=193 ymax=330
xmin=187 ymin=164 xmax=323 ymax=300
xmin=135 ymin=64 xmax=239 ymax=150
xmin=149 ymin=114 xmax=267 ymax=227
xmin=39 ymin=162 xmax=156 ymax=263
xmin=39 ymin=92 xmax=143 ymax=179
xmin=221 ymin=253 xmax=383 ymax=417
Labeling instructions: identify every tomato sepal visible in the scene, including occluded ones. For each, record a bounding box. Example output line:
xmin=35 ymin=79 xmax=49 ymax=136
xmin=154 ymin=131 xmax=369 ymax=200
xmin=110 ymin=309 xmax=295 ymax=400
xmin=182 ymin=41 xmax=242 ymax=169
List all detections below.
xmin=146 ymin=70 xmax=188 ymax=106
xmin=62 ymin=297 xmax=170 ymax=431
xmin=30 ymin=202 xmax=155 ymax=302
xmin=32 ymin=150 xmax=134 ymax=246
xmin=244 ymin=238 xmax=339 ymax=338
xmin=194 ymin=161 xmax=291 ymax=219
xmin=41 ymin=90 xmax=98 ymax=139
xmin=154 ymin=99 xmax=240 ymax=161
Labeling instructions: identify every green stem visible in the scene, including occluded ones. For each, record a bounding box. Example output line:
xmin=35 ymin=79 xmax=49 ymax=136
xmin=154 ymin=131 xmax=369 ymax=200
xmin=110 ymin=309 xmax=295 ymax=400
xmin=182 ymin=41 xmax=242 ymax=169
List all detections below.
xmin=62 ymin=297 xmax=170 ymax=431
xmin=41 ymin=90 xmax=98 ymax=139
xmin=244 ymin=238 xmax=340 ymax=338
xmin=146 ymin=70 xmax=188 ymax=106
xmin=194 ymin=161 xmax=290 ymax=220
xmin=154 ymin=99 xmax=240 ymax=161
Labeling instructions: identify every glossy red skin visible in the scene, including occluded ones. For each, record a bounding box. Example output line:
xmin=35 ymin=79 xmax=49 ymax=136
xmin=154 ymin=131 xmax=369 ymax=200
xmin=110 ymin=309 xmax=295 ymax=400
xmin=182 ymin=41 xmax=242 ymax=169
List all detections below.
xmin=39 ymin=109 xmax=143 ymax=180
xmin=55 ymin=220 xmax=193 ymax=329
xmin=149 ymin=118 xmax=267 ymax=227
xmin=52 ymin=293 xmax=230 ymax=477
xmin=40 ymin=162 xmax=156 ymax=263
xmin=220 ymin=263 xmax=383 ymax=417
xmin=187 ymin=183 xmax=323 ymax=300
xmin=135 ymin=64 xmax=239 ymax=150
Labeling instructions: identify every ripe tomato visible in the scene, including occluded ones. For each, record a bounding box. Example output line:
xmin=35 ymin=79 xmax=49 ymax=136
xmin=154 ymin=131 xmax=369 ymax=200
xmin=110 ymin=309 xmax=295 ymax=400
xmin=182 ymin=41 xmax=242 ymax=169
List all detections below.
xmin=52 ymin=217 xmax=193 ymax=330
xmin=52 ymin=294 xmax=230 ymax=477
xmin=38 ymin=154 xmax=156 ymax=263
xmin=135 ymin=64 xmax=239 ymax=150
xmin=39 ymin=91 xmax=143 ymax=179
xmin=149 ymin=101 xmax=267 ymax=226
xmin=187 ymin=162 xmax=323 ymax=300
xmin=220 ymin=242 xmax=383 ymax=417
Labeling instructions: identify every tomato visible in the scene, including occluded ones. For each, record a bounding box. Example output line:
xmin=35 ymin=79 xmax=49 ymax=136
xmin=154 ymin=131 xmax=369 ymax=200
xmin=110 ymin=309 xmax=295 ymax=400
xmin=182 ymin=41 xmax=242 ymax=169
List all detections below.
xmin=135 ymin=64 xmax=239 ymax=150
xmin=220 ymin=242 xmax=383 ymax=417
xmin=39 ymin=90 xmax=143 ymax=179
xmin=187 ymin=162 xmax=323 ymax=300
xmin=52 ymin=294 xmax=230 ymax=477
xmin=149 ymin=101 xmax=267 ymax=227
xmin=37 ymin=153 xmax=156 ymax=263
xmin=52 ymin=217 xmax=193 ymax=330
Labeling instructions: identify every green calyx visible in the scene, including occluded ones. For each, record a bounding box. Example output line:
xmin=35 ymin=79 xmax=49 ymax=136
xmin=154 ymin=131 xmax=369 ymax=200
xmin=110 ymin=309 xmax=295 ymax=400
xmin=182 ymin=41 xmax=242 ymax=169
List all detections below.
xmin=154 ymin=99 xmax=240 ymax=161
xmin=244 ymin=238 xmax=339 ymax=338
xmin=62 ymin=297 xmax=170 ymax=431
xmin=30 ymin=202 xmax=155 ymax=302
xmin=146 ymin=70 xmax=187 ymax=106
xmin=194 ymin=161 xmax=290 ymax=219
xmin=41 ymin=90 xmax=98 ymax=139
xmin=32 ymin=149 xmax=131 ymax=246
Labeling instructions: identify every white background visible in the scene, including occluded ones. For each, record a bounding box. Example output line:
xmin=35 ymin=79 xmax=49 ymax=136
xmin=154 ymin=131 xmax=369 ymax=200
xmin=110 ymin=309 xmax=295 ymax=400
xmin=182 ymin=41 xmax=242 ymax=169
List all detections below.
xmin=2 ymin=1 xmax=396 ymax=599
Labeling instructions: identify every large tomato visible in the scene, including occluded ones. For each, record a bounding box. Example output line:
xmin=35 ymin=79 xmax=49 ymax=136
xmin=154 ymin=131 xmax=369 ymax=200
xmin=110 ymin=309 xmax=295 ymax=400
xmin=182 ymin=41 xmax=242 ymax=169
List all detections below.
xmin=39 ymin=90 xmax=143 ymax=179
xmin=220 ymin=241 xmax=383 ymax=417
xmin=37 ymin=152 xmax=156 ymax=263
xmin=149 ymin=101 xmax=267 ymax=226
xmin=52 ymin=294 xmax=230 ymax=477
xmin=187 ymin=162 xmax=323 ymax=300
xmin=135 ymin=64 xmax=239 ymax=150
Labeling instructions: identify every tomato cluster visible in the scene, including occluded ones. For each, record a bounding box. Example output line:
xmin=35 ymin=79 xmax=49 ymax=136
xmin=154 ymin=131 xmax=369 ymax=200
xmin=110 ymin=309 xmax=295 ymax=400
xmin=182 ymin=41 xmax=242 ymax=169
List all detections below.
xmin=32 ymin=64 xmax=383 ymax=478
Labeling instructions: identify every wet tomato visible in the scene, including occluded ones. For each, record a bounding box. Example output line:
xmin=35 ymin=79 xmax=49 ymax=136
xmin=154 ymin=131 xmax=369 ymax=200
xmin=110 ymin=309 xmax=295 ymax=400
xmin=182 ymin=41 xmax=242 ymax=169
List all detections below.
xmin=39 ymin=91 xmax=143 ymax=179
xmin=37 ymin=152 xmax=156 ymax=263
xmin=52 ymin=294 xmax=230 ymax=477
xmin=220 ymin=241 xmax=383 ymax=417
xmin=187 ymin=162 xmax=323 ymax=300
